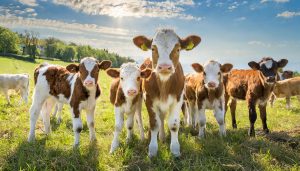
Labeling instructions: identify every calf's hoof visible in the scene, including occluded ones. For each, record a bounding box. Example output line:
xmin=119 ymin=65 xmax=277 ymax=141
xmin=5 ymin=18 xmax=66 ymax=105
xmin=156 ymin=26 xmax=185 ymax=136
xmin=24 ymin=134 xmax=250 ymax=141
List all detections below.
xmin=110 ymin=140 xmax=119 ymax=154
xmin=27 ymin=134 xmax=35 ymax=142
xmin=232 ymin=123 xmax=237 ymax=129
xmin=263 ymin=128 xmax=270 ymax=134
xmin=148 ymin=144 xmax=158 ymax=157
xmin=170 ymin=143 xmax=181 ymax=157
xmin=248 ymin=129 xmax=255 ymax=137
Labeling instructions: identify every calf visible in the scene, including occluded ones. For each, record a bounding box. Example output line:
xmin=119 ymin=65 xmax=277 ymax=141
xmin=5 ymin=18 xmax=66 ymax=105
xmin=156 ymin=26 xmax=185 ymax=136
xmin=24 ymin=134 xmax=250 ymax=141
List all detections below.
xmin=0 ymin=74 xmax=29 ymax=104
xmin=106 ymin=63 xmax=151 ymax=153
xmin=28 ymin=57 xmax=111 ymax=146
xmin=270 ymin=70 xmax=294 ymax=108
xmin=270 ymin=77 xmax=300 ymax=109
xmin=185 ymin=60 xmax=233 ymax=137
xmin=225 ymin=57 xmax=288 ymax=136
xmin=133 ymin=28 xmax=201 ymax=157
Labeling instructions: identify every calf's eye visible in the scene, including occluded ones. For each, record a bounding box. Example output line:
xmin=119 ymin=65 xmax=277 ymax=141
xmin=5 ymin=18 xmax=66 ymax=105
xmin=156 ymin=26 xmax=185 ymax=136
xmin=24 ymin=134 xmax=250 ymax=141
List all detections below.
xmin=121 ymin=77 xmax=124 ymax=80
xmin=203 ymin=72 xmax=206 ymax=76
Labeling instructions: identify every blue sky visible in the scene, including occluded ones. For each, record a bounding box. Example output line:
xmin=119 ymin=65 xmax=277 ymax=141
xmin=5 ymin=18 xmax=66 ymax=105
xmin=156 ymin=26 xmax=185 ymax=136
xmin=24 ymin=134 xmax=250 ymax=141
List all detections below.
xmin=0 ymin=0 xmax=300 ymax=72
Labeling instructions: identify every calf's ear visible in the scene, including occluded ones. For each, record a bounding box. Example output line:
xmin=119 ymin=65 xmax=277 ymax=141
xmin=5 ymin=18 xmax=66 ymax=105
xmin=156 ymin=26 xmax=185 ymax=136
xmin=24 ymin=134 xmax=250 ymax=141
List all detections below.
xmin=191 ymin=63 xmax=203 ymax=73
xmin=221 ymin=63 xmax=233 ymax=73
xmin=277 ymin=59 xmax=288 ymax=68
xmin=66 ymin=64 xmax=79 ymax=73
xmin=106 ymin=69 xmax=120 ymax=78
xmin=141 ymin=69 xmax=152 ymax=78
xmin=180 ymin=35 xmax=201 ymax=51
xmin=248 ymin=61 xmax=260 ymax=70
xmin=133 ymin=36 xmax=152 ymax=51
xmin=99 ymin=60 xmax=112 ymax=70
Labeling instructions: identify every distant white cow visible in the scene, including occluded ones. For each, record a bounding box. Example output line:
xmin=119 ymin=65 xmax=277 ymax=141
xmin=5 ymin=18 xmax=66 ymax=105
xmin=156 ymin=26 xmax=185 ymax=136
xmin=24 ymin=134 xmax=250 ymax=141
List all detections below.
xmin=0 ymin=74 xmax=29 ymax=104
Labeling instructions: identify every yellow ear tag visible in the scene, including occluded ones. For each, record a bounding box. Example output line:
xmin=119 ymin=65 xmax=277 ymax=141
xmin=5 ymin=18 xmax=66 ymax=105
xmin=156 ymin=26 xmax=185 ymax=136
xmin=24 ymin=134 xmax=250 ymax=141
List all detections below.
xmin=141 ymin=43 xmax=148 ymax=51
xmin=186 ymin=41 xmax=194 ymax=50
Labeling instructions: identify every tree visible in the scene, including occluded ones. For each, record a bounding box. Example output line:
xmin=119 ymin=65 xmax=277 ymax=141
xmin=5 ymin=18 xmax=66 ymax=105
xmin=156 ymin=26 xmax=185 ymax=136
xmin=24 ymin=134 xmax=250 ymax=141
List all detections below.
xmin=63 ymin=46 xmax=76 ymax=61
xmin=23 ymin=30 xmax=39 ymax=59
xmin=0 ymin=26 xmax=20 ymax=54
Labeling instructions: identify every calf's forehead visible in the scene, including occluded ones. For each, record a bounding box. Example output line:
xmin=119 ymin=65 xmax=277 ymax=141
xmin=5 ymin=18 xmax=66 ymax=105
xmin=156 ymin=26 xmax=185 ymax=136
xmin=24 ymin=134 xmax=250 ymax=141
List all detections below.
xmin=204 ymin=61 xmax=220 ymax=73
xmin=152 ymin=29 xmax=179 ymax=51
xmin=260 ymin=59 xmax=275 ymax=69
xmin=120 ymin=64 xmax=140 ymax=78
xmin=80 ymin=58 xmax=98 ymax=71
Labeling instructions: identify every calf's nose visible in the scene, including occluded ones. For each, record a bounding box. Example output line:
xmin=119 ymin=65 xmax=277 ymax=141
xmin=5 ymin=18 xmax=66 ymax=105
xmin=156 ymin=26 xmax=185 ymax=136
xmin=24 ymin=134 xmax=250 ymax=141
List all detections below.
xmin=207 ymin=82 xmax=216 ymax=88
xmin=158 ymin=64 xmax=172 ymax=73
xmin=84 ymin=80 xmax=94 ymax=86
xmin=127 ymin=89 xmax=137 ymax=96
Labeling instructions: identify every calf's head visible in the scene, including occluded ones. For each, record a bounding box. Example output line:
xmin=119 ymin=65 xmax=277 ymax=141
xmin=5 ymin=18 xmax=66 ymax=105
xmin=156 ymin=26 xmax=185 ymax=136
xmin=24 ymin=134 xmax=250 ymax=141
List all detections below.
xmin=133 ymin=28 xmax=201 ymax=81
xmin=192 ymin=60 xmax=233 ymax=89
xmin=66 ymin=57 xmax=111 ymax=89
xmin=282 ymin=70 xmax=294 ymax=80
xmin=248 ymin=57 xmax=288 ymax=84
xmin=106 ymin=63 xmax=152 ymax=97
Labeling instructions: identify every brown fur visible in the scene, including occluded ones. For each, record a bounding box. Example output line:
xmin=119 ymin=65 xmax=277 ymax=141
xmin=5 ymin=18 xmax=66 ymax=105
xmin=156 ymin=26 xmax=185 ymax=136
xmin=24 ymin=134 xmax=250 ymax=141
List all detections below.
xmin=142 ymin=60 xmax=185 ymax=129
xmin=225 ymin=69 xmax=275 ymax=135
xmin=69 ymin=77 xmax=89 ymax=118
xmin=273 ymin=77 xmax=300 ymax=97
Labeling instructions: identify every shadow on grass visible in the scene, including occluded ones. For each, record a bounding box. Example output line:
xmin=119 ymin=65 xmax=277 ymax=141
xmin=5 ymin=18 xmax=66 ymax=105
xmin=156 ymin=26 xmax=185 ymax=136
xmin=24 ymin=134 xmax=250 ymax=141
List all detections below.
xmin=117 ymin=127 xmax=300 ymax=170
xmin=2 ymin=138 xmax=100 ymax=170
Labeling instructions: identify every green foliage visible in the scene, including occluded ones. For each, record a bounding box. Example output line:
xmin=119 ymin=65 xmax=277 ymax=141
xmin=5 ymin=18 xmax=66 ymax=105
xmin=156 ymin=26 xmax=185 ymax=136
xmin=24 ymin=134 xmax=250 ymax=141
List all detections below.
xmin=0 ymin=26 xmax=20 ymax=54
xmin=0 ymin=56 xmax=299 ymax=170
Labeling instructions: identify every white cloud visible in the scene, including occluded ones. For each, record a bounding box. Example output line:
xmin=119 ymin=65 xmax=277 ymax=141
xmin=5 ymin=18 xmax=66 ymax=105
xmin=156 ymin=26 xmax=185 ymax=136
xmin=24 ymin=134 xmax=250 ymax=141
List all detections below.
xmin=0 ymin=15 xmax=134 ymax=39
xmin=261 ymin=0 xmax=289 ymax=3
xmin=277 ymin=11 xmax=300 ymax=18
xmin=236 ymin=16 xmax=246 ymax=21
xmin=52 ymin=0 xmax=201 ymax=21
xmin=0 ymin=6 xmax=36 ymax=18
xmin=18 ymin=0 xmax=38 ymax=7
xmin=248 ymin=41 xmax=271 ymax=48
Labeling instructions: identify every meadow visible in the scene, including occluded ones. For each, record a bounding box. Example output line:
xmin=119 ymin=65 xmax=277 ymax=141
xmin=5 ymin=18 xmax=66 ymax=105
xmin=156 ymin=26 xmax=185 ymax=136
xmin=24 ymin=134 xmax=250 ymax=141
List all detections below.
xmin=0 ymin=56 xmax=299 ymax=171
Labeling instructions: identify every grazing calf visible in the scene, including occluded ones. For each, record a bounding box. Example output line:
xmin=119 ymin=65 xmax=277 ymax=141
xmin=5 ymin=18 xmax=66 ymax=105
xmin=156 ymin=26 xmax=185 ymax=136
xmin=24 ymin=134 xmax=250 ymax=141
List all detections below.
xmin=225 ymin=57 xmax=288 ymax=136
xmin=106 ymin=63 xmax=152 ymax=153
xmin=28 ymin=57 xmax=111 ymax=146
xmin=270 ymin=70 xmax=294 ymax=108
xmin=0 ymin=74 xmax=29 ymax=104
xmin=270 ymin=77 xmax=300 ymax=109
xmin=133 ymin=28 xmax=201 ymax=157
xmin=185 ymin=60 xmax=233 ymax=138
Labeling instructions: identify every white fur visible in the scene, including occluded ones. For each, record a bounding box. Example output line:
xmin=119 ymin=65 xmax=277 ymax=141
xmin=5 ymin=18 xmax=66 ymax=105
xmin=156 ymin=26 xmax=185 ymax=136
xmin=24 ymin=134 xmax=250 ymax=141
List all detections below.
xmin=119 ymin=63 xmax=141 ymax=98
xmin=203 ymin=60 xmax=222 ymax=88
xmin=152 ymin=29 xmax=179 ymax=79
xmin=0 ymin=74 xmax=29 ymax=104
xmin=149 ymin=93 xmax=183 ymax=157
xmin=261 ymin=59 xmax=273 ymax=69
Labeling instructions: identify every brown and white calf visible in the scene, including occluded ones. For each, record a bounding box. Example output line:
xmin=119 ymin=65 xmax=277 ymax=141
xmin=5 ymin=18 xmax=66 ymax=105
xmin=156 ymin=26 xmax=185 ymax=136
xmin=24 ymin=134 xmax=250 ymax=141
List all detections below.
xmin=133 ymin=28 xmax=201 ymax=157
xmin=106 ymin=63 xmax=152 ymax=153
xmin=270 ymin=77 xmax=300 ymax=109
xmin=225 ymin=57 xmax=288 ymax=136
xmin=28 ymin=57 xmax=111 ymax=146
xmin=0 ymin=74 xmax=29 ymax=104
xmin=185 ymin=60 xmax=233 ymax=138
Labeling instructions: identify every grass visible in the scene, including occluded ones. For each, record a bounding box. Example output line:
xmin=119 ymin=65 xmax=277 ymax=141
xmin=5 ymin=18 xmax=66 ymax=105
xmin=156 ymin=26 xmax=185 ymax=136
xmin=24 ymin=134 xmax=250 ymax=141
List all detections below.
xmin=0 ymin=56 xmax=299 ymax=170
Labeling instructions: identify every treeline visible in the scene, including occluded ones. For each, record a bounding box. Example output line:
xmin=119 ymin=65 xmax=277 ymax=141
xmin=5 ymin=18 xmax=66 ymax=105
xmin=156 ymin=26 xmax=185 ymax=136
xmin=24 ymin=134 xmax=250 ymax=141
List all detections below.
xmin=0 ymin=26 xmax=134 ymax=67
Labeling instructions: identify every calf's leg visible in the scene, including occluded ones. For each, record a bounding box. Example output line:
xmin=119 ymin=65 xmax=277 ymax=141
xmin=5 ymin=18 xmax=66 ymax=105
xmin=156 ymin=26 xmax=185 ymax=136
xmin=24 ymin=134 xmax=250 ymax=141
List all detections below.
xmin=86 ymin=107 xmax=96 ymax=141
xmin=168 ymin=100 xmax=182 ymax=157
xmin=197 ymin=108 xmax=206 ymax=138
xmin=135 ymin=98 xmax=145 ymax=140
xmin=126 ymin=112 xmax=134 ymax=143
xmin=71 ymin=108 xmax=83 ymax=147
xmin=248 ymin=100 xmax=257 ymax=136
xmin=229 ymin=99 xmax=237 ymax=129
xmin=258 ymin=104 xmax=269 ymax=134
xmin=214 ymin=101 xmax=226 ymax=136
xmin=286 ymin=96 xmax=291 ymax=109
xmin=110 ymin=107 xmax=124 ymax=153
xmin=146 ymin=98 xmax=160 ymax=157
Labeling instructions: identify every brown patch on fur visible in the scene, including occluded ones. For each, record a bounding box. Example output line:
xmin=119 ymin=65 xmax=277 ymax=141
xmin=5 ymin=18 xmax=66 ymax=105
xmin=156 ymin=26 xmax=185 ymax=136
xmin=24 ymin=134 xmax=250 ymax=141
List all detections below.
xmin=90 ymin=65 xmax=100 ymax=82
xmin=96 ymin=84 xmax=101 ymax=98
xmin=141 ymin=59 xmax=185 ymax=129
xmin=43 ymin=66 xmax=72 ymax=99
xmin=70 ymin=77 xmax=89 ymax=118
xmin=79 ymin=64 xmax=89 ymax=82
xmin=151 ymin=45 xmax=159 ymax=68
xmin=169 ymin=44 xmax=180 ymax=68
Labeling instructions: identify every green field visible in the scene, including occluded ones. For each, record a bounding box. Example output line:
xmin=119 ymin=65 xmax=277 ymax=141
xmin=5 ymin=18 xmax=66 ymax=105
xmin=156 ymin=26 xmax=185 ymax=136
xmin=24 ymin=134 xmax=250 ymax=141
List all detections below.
xmin=0 ymin=56 xmax=299 ymax=170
